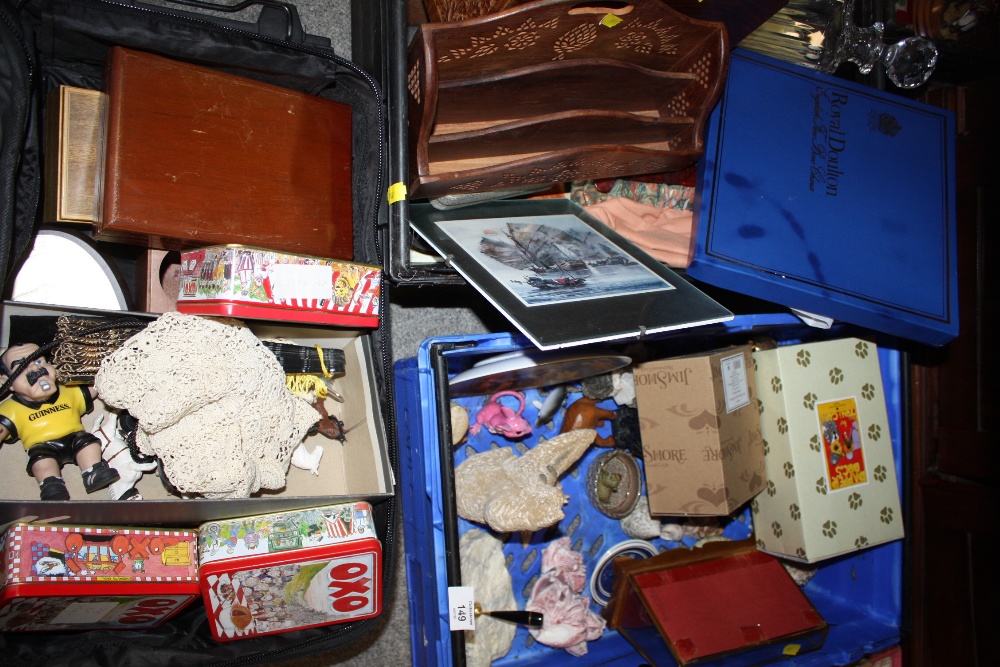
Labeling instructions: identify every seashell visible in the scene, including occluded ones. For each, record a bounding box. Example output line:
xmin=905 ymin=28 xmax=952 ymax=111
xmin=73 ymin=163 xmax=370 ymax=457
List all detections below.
xmin=693 ymin=535 xmax=731 ymax=549
xmin=620 ymin=495 xmax=663 ymax=540
xmin=611 ymin=369 xmax=636 ymax=407
xmin=451 ymin=402 xmax=469 ymax=445
xmin=533 ymin=384 xmax=567 ymax=428
xmin=780 ymin=559 xmax=819 ymax=587
xmin=460 ymin=529 xmax=517 ymax=667
xmin=455 ymin=429 xmax=596 ymax=533
xmin=660 ymin=523 xmax=686 ymax=542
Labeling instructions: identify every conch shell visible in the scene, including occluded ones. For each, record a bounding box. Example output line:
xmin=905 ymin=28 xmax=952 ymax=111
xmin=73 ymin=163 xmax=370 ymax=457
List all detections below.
xmin=455 ymin=428 xmax=596 ymax=533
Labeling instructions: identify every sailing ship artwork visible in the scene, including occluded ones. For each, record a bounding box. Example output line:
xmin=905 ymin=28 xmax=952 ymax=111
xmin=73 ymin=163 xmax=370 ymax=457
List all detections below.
xmin=435 ymin=215 xmax=675 ymax=307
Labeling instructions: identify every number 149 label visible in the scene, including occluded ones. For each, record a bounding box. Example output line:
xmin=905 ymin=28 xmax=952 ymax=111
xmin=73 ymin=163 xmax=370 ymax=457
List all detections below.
xmin=447 ymin=586 xmax=475 ymax=631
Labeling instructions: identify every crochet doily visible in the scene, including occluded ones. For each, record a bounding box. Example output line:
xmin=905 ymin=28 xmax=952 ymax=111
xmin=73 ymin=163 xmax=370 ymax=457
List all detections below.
xmin=95 ymin=312 xmax=319 ymax=498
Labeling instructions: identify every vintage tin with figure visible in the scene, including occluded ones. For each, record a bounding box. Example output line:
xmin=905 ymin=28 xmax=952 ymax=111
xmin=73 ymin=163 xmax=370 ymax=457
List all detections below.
xmin=198 ymin=501 xmax=382 ymax=642
xmin=0 ymin=522 xmax=199 ymax=631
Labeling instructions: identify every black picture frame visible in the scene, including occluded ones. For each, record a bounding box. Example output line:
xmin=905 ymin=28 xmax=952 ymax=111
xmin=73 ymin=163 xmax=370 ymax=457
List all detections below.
xmin=409 ymin=199 xmax=733 ymax=350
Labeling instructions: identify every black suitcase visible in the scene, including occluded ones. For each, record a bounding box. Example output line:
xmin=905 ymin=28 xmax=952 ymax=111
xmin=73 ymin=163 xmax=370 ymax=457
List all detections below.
xmin=0 ymin=1 xmax=399 ymax=664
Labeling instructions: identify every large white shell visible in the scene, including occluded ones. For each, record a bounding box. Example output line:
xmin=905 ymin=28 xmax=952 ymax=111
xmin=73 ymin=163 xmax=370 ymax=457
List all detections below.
xmin=455 ymin=428 xmax=596 ymax=533
xmin=460 ymin=529 xmax=517 ymax=667
xmin=620 ymin=495 xmax=663 ymax=540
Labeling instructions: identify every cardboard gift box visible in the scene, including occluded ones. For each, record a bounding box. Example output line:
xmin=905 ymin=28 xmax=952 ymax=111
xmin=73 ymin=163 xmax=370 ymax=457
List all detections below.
xmin=751 ymin=337 xmax=904 ymax=563
xmin=633 ymin=344 xmax=766 ymax=516
xmin=198 ymin=502 xmax=382 ymax=642
xmin=175 ymin=245 xmax=381 ymax=327
xmin=0 ymin=522 xmax=199 ymax=631
xmin=605 ymin=539 xmax=828 ymax=666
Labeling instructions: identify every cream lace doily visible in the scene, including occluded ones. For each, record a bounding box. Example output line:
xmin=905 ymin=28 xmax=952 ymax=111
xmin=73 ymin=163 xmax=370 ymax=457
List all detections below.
xmin=95 ymin=312 xmax=319 ymax=498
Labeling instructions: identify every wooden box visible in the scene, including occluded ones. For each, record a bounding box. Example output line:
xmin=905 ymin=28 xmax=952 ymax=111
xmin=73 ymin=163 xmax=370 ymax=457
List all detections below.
xmin=605 ymin=539 xmax=828 ymax=666
xmin=406 ymin=0 xmax=728 ymax=200
xmin=98 ymin=47 xmax=353 ymax=259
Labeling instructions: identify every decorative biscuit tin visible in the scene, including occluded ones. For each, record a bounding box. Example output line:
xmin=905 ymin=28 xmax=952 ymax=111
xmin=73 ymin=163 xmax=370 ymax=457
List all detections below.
xmin=0 ymin=522 xmax=199 ymax=631
xmin=198 ymin=501 xmax=382 ymax=642
xmin=176 ymin=244 xmax=381 ymax=327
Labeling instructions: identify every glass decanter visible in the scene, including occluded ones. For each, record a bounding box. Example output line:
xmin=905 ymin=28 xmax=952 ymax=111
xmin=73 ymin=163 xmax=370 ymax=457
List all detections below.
xmin=739 ymin=0 xmax=939 ymax=88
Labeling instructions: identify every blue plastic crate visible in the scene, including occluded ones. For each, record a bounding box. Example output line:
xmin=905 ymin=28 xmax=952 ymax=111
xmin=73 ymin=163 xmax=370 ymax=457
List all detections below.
xmin=395 ymin=315 xmax=904 ymax=667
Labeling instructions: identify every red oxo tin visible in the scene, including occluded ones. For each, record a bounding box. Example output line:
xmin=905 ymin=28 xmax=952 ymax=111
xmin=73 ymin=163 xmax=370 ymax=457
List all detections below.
xmin=198 ymin=501 xmax=382 ymax=642
xmin=0 ymin=522 xmax=199 ymax=631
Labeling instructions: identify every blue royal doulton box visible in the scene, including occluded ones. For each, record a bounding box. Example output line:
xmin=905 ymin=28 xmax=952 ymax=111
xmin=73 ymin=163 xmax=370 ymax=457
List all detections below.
xmin=689 ymin=49 xmax=957 ymax=347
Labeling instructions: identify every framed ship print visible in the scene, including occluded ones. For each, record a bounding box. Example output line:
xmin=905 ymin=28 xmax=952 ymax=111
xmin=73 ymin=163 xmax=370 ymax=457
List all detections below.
xmin=409 ymin=199 xmax=733 ymax=350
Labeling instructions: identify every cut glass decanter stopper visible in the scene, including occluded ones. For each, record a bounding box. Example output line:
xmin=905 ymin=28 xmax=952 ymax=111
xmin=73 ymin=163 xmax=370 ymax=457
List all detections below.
xmin=739 ymin=0 xmax=938 ymax=89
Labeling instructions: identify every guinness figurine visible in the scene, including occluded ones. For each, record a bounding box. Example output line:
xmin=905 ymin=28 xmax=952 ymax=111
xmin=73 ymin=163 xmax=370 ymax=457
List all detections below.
xmin=0 ymin=342 xmax=120 ymax=500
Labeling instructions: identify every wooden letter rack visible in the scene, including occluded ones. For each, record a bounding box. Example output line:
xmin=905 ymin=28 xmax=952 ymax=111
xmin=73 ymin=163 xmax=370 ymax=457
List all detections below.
xmin=406 ymin=0 xmax=729 ymax=200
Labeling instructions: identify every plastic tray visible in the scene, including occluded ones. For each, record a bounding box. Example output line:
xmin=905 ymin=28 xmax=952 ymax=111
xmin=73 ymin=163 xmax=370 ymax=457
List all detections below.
xmin=394 ymin=316 xmax=904 ymax=667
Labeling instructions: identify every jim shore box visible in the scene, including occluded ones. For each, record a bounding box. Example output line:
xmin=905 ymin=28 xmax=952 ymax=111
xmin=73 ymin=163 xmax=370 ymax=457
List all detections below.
xmin=750 ymin=337 xmax=904 ymax=563
xmin=0 ymin=522 xmax=199 ymax=631
xmin=633 ymin=344 xmax=766 ymax=516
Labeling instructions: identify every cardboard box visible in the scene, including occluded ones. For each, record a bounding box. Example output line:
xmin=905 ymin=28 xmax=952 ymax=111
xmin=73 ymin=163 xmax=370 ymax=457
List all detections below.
xmin=0 ymin=522 xmax=199 ymax=631
xmin=633 ymin=344 xmax=766 ymax=516
xmin=198 ymin=502 xmax=381 ymax=641
xmin=751 ymin=337 xmax=904 ymax=563
xmin=689 ymin=50 xmax=957 ymax=346
xmin=136 ymin=249 xmax=181 ymax=314
xmin=176 ymin=245 xmax=380 ymax=327
xmin=0 ymin=302 xmax=393 ymax=527
xmin=605 ymin=539 xmax=828 ymax=666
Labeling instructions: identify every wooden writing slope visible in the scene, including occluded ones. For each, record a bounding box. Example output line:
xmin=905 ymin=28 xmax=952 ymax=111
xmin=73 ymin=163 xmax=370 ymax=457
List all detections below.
xmin=99 ymin=46 xmax=353 ymax=259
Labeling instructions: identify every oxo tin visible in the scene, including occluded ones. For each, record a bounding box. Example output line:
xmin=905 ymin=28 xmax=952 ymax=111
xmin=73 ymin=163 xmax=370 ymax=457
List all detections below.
xmin=198 ymin=501 xmax=382 ymax=642
xmin=0 ymin=522 xmax=199 ymax=631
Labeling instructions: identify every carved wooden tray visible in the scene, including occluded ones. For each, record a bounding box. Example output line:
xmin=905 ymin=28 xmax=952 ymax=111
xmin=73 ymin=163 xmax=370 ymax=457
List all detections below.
xmin=407 ymin=0 xmax=729 ymax=200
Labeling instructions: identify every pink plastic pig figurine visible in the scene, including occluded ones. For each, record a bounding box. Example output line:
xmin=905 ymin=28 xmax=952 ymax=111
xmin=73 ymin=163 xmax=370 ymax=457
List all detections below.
xmin=468 ymin=390 xmax=533 ymax=440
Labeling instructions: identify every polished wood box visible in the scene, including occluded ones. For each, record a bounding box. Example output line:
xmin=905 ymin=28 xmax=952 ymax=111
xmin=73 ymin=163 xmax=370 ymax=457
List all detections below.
xmin=99 ymin=47 xmax=353 ymax=259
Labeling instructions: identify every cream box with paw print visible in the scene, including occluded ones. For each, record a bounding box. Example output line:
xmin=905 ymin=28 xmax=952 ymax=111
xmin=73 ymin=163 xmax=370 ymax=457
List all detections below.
xmin=750 ymin=337 xmax=904 ymax=563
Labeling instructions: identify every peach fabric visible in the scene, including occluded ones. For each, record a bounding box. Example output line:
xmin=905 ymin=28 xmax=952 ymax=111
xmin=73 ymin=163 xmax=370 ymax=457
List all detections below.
xmin=584 ymin=197 xmax=695 ymax=268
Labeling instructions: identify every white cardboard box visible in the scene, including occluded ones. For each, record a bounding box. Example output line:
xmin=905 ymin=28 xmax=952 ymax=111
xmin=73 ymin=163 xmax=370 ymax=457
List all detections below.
xmin=0 ymin=302 xmax=393 ymax=527
xmin=750 ymin=337 xmax=903 ymax=563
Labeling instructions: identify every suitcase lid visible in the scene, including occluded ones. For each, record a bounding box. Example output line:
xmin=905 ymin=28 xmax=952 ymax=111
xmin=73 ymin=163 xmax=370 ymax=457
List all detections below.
xmin=689 ymin=49 xmax=958 ymax=347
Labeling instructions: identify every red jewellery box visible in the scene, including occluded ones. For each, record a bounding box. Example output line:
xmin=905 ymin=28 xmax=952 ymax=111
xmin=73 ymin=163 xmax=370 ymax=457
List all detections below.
xmin=0 ymin=523 xmax=199 ymax=631
xmin=198 ymin=501 xmax=382 ymax=642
